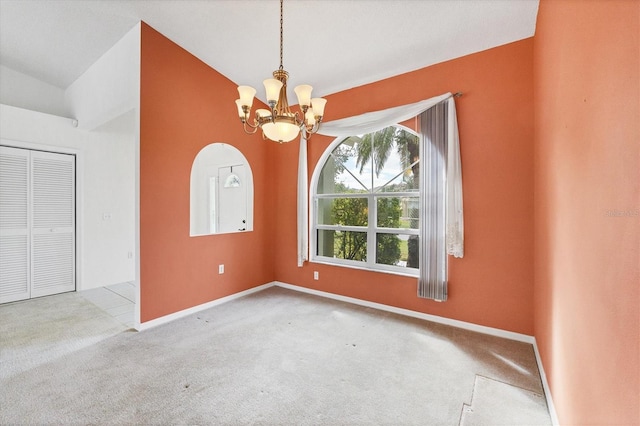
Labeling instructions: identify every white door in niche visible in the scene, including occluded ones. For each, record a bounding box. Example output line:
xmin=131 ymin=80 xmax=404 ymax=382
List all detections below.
xmin=208 ymin=176 xmax=218 ymax=234
xmin=217 ymin=165 xmax=246 ymax=234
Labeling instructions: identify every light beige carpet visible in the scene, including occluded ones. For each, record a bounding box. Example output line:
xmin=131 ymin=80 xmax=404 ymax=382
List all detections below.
xmin=0 ymin=286 xmax=552 ymax=425
xmin=460 ymin=375 xmax=551 ymax=426
xmin=0 ymin=291 xmax=129 ymax=380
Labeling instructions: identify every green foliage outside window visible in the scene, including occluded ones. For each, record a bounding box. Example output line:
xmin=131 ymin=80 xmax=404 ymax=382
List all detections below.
xmin=331 ymin=196 xmax=368 ymax=261
xmin=318 ymin=126 xmax=420 ymax=269
xmin=330 ymin=196 xmax=403 ymax=263
xmin=375 ymin=198 xmax=402 ymax=265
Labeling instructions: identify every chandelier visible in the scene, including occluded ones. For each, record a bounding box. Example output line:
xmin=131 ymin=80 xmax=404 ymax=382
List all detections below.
xmin=235 ymin=0 xmax=327 ymax=143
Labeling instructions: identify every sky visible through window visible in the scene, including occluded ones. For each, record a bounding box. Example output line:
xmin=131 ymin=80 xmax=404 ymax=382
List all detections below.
xmin=335 ymin=140 xmax=408 ymax=192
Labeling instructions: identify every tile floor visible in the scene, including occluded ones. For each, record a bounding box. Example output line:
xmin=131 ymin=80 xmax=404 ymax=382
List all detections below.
xmin=80 ymin=282 xmax=136 ymax=328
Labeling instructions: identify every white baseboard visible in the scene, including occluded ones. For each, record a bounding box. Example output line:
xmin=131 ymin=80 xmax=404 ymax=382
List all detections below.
xmin=137 ymin=280 xmax=533 ymax=342
xmin=532 ymin=339 xmax=560 ymax=426
xmin=274 ymin=281 xmax=535 ymax=343
xmin=135 ymin=279 xmax=556 ymax=424
xmin=137 ymin=282 xmax=276 ymax=331
xmin=275 ymin=281 xmax=558 ymax=424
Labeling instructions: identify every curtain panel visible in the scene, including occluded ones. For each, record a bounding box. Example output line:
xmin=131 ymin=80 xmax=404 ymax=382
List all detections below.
xmin=418 ymin=103 xmax=447 ymax=301
xmin=296 ymin=92 xmax=464 ymax=300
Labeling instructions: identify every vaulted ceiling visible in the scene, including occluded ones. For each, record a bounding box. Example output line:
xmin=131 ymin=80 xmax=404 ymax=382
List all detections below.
xmin=0 ymin=0 xmax=539 ymax=98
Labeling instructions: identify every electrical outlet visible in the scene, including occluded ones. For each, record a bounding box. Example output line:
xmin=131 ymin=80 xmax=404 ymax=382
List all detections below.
xmin=313 ymin=271 xmax=319 ymax=280
xmin=127 ymin=251 xmax=133 ymax=259
xmin=218 ymin=264 xmax=224 ymax=274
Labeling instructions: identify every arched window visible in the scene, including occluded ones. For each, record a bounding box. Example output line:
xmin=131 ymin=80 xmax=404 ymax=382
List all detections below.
xmin=311 ymin=125 xmax=420 ymax=275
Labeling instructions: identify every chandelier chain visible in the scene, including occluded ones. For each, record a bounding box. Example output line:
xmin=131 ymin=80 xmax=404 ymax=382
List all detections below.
xmin=279 ymin=0 xmax=284 ymax=70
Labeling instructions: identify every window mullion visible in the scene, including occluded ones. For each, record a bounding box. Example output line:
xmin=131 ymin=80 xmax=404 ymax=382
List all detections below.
xmin=311 ymin=125 xmax=421 ymax=276
xmin=368 ymin=134 xmax=376 ymax=268
xmin=367 ymin=194 xmax=376 ymax=267
xmin=316 ymin=224 xmax=367 ymax=232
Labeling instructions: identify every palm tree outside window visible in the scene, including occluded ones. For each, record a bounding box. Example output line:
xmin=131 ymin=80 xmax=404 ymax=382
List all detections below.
xmin=313 ymin=125 xmax=421 ymax=274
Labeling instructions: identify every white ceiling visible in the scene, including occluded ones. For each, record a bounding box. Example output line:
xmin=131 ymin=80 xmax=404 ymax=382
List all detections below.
xmin=0 ymin=0 xmax=539 ymax=98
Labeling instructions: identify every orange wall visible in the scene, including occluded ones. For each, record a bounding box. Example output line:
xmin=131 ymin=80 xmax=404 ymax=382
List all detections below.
xmin=533 ymin=1 xmax=640 ymax=424
xmin=273 ymin=39 xmax=536 ymax=334
xmin=139 ymin=23 xmax=276 ymax=322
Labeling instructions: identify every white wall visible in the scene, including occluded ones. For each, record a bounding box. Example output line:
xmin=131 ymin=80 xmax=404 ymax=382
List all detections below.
xmin=0 ymin=104 xmax=136 ymax=290
xmin=60 ymin=22 xmax=140 ymax=289
xmin=0 ymin=21 xmax=140 ymax=130
xmin=82 ymin=110 xmax=136 ymax=288
xmin=65 ymin=23 xmax=140 ymax=131
xmin=0 ymin=65 xmax=70 ymax=117
xmin=0 ymin=22 xmax=141 ymax=292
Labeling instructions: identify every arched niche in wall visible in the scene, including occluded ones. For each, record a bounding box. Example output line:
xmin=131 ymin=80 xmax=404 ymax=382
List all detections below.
xmin=190 ymin=143 xmax=253 ymax=236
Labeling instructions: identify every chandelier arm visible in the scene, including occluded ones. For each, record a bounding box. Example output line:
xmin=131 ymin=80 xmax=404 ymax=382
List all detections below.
xmin=242 ymin=114 xmax=260 ymax=128
xmin=301 ymin=126 xmax=316 ymax=140
xmin=292 ymin=111 xmax=304 ymax=126
xmin=305 ymin=120 xmax=321 ymax=135
xmin=241 ymin=119 xmax=260 ymax=134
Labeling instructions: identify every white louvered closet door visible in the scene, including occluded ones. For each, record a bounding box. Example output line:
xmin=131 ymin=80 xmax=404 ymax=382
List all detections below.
xmin=30 ymin=150 xmax=75 ymax=298
xmin=0 ymin=146 xmax=30 ymax=303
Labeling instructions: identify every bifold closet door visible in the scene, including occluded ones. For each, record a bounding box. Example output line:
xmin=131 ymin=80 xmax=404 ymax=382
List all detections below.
xmin=0 ymin=146 xmax=30 ymax=303
xmin=30 ymin=150 xmax=75 ymax=298
xmin=0 ymin=146 xmax=75 ymax=303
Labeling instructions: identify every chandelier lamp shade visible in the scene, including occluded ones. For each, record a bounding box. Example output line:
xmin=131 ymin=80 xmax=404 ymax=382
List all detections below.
xmin=235 ymin=0 xmax=327 ymax=143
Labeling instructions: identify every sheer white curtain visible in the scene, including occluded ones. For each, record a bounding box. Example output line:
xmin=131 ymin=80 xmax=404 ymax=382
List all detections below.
xmin=297 ymin=133 xmax=309 ymax=266
xmin=446 ymin=99 xmax=464 ymax=258
xmin=297 ymin=93 xmax=464 ymax=299
xmin=419 ymin=102 xmax=448 ymax=300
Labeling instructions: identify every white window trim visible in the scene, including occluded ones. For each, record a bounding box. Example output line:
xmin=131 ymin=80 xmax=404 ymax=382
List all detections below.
xmin=309 ymin=124 xmax=420 ymax=277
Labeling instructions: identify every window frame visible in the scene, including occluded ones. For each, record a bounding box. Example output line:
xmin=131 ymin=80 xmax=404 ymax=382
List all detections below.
xmin=309 ymin=124 xmax=420 ymax=277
